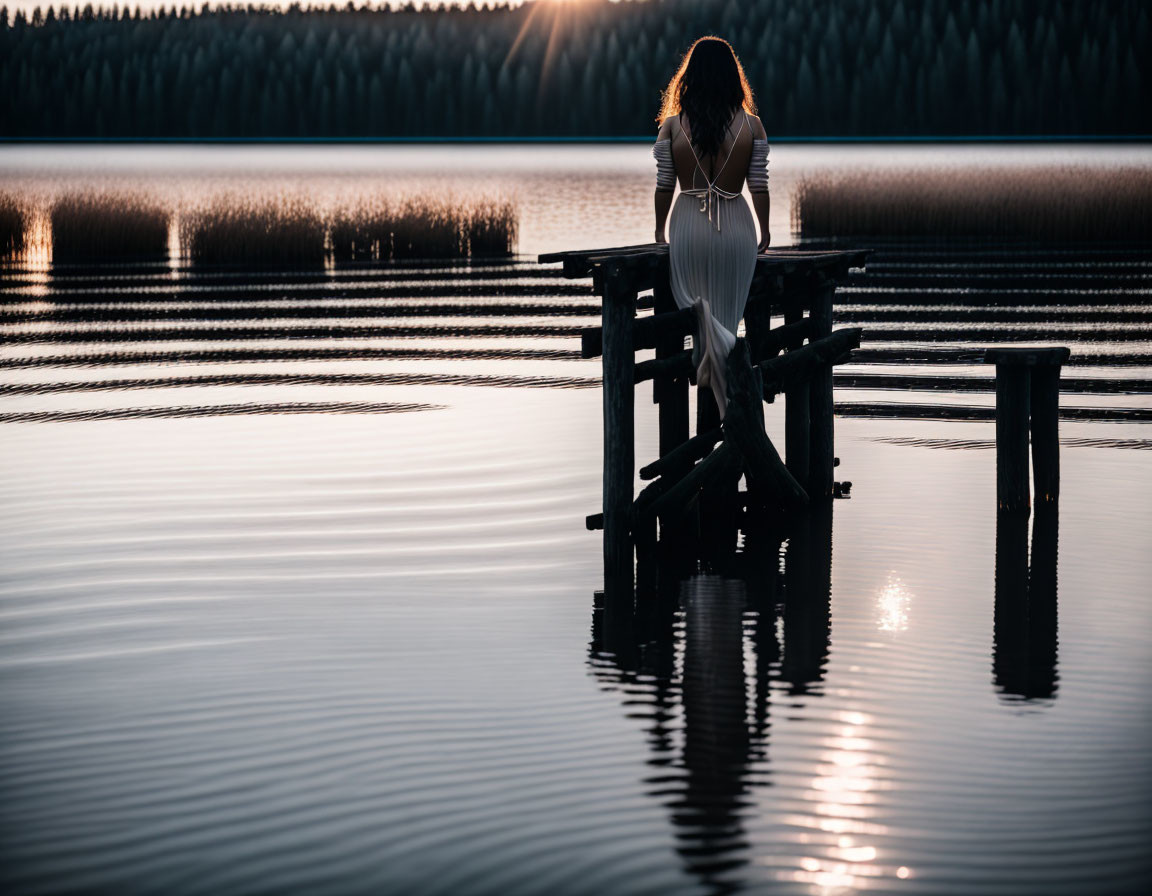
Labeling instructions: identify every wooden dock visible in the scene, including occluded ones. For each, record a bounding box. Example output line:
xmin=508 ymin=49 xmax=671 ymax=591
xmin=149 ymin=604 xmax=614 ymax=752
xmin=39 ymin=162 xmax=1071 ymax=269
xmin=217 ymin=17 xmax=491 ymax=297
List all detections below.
xmin=538 ymin=243 xmax=869 ymax=600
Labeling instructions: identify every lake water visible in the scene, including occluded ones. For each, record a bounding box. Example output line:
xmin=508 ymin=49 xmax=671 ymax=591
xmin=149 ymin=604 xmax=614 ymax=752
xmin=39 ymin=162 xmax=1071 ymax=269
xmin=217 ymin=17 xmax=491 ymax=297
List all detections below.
xmin=1 ymin=144 xmax=1150 ymax=894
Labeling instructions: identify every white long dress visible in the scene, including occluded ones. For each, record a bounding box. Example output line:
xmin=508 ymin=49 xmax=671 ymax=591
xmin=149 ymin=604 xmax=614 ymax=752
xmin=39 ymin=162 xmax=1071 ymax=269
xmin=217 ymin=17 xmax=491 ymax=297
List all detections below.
xmin=654 ymin=112 xmax=768 ymax=420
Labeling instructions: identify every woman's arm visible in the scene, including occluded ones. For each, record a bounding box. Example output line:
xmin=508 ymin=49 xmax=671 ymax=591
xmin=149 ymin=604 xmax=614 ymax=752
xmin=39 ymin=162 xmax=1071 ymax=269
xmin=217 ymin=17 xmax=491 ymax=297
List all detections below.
xmin=752 ymin=192 xmax=771 ymax=252
xmin=653 ymin=117 xmax=675 ymax=243
xmin=748 ymin=115 xmax=771 ymax=251
xmin=654 ymin=191 xmax=674 ymax=244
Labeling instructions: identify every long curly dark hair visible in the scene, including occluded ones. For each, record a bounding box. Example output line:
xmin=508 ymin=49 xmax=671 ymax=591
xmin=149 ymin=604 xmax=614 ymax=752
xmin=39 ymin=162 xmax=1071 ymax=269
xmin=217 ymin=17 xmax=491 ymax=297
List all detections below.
xmin=657 ymin=36 xmax=757 ymax=158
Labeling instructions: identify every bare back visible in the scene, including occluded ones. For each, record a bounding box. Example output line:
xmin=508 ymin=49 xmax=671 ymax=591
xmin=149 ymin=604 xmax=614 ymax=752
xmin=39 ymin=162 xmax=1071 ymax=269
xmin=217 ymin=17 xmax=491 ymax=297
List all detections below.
xmin=666 ymin=111 xmax=754 ymax=194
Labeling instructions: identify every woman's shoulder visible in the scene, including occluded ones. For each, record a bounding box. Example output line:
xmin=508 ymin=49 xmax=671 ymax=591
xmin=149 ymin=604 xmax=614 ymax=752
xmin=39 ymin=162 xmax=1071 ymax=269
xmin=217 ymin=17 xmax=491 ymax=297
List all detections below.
xmin=746 ymin=112 xmax=768 ymax=140
xmin=656 ymin=115 xmax=678 ymax=140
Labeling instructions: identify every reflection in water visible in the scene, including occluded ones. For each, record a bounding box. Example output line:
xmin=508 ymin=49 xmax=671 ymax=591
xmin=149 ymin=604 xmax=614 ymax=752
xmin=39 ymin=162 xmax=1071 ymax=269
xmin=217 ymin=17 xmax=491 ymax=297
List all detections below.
xmin=589 ymin=507 xmax=836 ymax=893
xmin=782 ymin=509 xmax=834 ymax=696
xmin=993 ymin=509 xmax=1060 ymax=701
xmin=876 ymin=573 xmax=912 ymax=633
xmin=678 ymin=577 xmax=751 ymax=886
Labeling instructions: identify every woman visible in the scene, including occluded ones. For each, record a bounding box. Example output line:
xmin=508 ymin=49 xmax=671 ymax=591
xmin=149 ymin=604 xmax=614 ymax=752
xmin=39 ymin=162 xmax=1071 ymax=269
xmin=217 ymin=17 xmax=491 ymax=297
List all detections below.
xmin=653 ymin=37 xmax=770 ymax=420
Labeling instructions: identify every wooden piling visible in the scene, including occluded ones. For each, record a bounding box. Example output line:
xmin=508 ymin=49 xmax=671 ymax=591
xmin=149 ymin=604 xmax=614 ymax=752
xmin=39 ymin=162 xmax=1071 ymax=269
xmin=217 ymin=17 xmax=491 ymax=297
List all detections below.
xmin=807 ymin=276 xmax=836 ymax=500
xmin=653 ymin=271 xmax=690 ymax=458
xmin=994 ymin=366 xmax=1031 ymax=514
xmin=785 ymin=379 xmax=811 ymax=486
xmin=1028 ymin=352 xmax=1070 ymax=504
xmin=601 ymin=266 xmax=636 ymax=598
xmin=985 ymin=347 xmax=1070 ymax=514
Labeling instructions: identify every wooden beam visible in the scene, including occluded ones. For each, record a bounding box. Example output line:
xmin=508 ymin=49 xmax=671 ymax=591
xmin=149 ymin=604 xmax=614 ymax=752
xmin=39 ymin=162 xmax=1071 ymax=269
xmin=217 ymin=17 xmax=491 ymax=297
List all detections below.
xmin=760 ymin=327 xmax=862 ymax=396
xmin=635 ymin=349 xmax=694 ymax=385
xmin=761 ymin=318 xmax=815 ymax=359
xmin=581 ymin=307 xmax=695 ymax=359
xmin=540 ymin=245 xmax=869 ymax=282
xmin=650 ymin=442 xmax=742 ymax=522
xmin=639 ymin=427 xmax=723 ymax=480
xmin=724 ymin=340 xmax=809 ymax=512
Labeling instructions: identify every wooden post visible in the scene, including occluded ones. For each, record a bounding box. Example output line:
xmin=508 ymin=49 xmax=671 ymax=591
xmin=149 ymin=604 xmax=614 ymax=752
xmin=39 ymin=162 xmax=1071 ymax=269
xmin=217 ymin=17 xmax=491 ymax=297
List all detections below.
xmin=1030 ymin=358 xmax=1067 ymax=506
xmin=601 ymin=264 xmax=636 ymax=599
xmin=742 ymin=291 xmax=775 ymax=367
xmin=807 ymin=276 xmax=836 ymax=500
xmin=653 ymin=268 xmax=690 ymax=458
xmin=994 ymin=366 xmax=1031 ymax=514
xmin=984 ymin=347 xmax=1070 ymax=514
xmin=785 ymin=379 xmax=810 ymax=486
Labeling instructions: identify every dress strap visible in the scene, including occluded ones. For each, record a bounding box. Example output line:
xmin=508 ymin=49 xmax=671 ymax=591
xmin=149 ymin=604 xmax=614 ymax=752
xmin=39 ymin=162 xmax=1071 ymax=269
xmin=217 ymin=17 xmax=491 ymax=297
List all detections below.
xmin=679 ymin=111 xmax=747 ymax=233
xmin=709 ymin=111 xmax=747 ymax=186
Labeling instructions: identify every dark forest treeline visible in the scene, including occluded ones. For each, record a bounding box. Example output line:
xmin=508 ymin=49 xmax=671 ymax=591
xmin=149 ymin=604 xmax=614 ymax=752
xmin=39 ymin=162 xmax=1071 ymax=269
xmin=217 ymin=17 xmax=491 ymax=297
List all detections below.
xmin=1 ymin=0 xmax=1149 ymax=139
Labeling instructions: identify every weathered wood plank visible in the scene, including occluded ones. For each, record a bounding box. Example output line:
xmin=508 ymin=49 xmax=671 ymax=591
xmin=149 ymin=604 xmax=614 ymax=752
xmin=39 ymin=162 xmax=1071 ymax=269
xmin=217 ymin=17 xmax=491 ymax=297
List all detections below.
xmin=601 ymin=267 xmax=636 ymax=597
xmin=762 ymin=318 xmax=815 ymax=359
xmin=760 ymin=327 xmax=862 ymax=396
xmin=984 ymin=347 xmax=1072 ymax=367
xmin=639 ymin=427 xmax=723 ymax=481
xmin=650 ymin=441 xmax=742 ymax=522
xmin=581 ymin=307 xmax=696 ymax=359
xmin=540 ymin=245 xmax=869 ymax=282
xmin=635 ymin=349 xmax=694 ymax=385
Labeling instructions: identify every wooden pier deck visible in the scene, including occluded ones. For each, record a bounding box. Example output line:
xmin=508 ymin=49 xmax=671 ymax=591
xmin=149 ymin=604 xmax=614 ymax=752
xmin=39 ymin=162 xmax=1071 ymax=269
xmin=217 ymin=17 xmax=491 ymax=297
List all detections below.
xmin=538 ymin=243 xmax=870 ymax=600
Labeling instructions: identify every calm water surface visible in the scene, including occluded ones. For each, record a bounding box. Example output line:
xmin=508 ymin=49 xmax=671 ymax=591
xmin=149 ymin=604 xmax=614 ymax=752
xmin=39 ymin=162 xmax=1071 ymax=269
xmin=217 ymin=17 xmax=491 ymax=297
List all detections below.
xmin=1 ymin=144 xmax=1150 ymax=894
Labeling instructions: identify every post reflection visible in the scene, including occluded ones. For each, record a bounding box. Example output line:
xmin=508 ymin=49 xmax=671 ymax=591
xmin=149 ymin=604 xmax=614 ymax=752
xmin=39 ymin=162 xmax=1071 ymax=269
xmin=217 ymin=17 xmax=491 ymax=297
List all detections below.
xmin=993 ymin=508 xmax=1060 ymax=701
xmin=587 ymin=506 xmax=836 ymax=893
xmin=782 ymin=507 xmax=834 ymax=695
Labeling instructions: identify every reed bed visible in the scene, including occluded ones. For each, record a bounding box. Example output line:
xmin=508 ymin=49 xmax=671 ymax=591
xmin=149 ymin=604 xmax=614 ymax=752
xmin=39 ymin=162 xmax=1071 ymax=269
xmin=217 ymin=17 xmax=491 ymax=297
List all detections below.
xmin=181 ymin=196 xmax=327 ymax=266
xmin=0 ymin=193 xmax=27 ymax=257
xmin=793 ymin=167 xmax=1152 ymax=242
xmin=50 ymin=192 xmax=169 ymax=260
xmin=464 ymin=200 xmax=518 ymax=258
xmin=331 ymin=196 xmax=517 ymax=262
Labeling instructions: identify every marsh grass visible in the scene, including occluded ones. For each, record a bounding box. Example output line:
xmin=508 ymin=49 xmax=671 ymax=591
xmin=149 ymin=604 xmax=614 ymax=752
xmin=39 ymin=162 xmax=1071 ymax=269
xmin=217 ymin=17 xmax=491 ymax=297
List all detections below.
xmin=793 ymin=167 xmax=1152 ymax=242
xmin=50 ymin=192 xmax=169 ymax=260
xmin=0 ymin=194 xmax=27 ymax=257
xmin=464 ymin=200 xmax=518 ymax=258
xmin=27 ymin=191 xmax=517 ymax=266
xmin=181 ymin=196 xmax=327 ymax=266
xmin=332 ymin=196 xmax=517 ymax=262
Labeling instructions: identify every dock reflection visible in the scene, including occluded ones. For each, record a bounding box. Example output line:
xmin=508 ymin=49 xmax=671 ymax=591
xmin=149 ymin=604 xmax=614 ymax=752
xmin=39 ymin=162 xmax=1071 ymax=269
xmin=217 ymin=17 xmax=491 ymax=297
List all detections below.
xmin=588 ymin=506 xmax=835 ymax=892
xmin=993 ymin=508 xmax=1060 ymax=701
